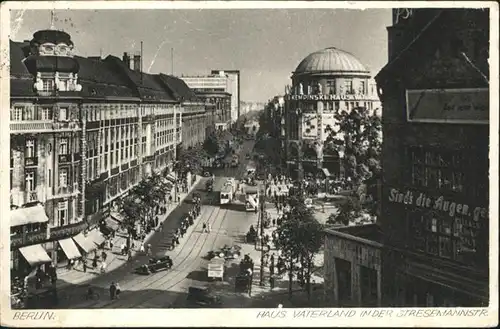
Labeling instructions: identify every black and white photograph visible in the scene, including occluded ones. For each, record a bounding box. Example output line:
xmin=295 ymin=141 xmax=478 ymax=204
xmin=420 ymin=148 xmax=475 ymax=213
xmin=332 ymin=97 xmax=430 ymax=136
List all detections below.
xmin=0 ymin=1 xmax=498 ymax=327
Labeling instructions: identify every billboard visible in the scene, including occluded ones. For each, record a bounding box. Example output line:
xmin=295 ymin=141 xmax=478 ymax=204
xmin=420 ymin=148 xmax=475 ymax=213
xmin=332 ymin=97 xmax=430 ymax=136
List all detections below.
xmin=406 ymin=88 xmax=488 ymax=124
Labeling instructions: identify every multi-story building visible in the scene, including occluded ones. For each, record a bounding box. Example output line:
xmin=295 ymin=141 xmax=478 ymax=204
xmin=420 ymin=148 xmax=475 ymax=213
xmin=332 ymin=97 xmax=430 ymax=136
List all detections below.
xmin=211 ymin=70 xmax=241 ymax=123
xmin=9 ymin=29 xmax=203 ymax=277
xmin=283 ymin=47 xmax=381 ymax=181
xmin=181 ymin=74 xmax=232 ymax=132
xmin=375 ymin=8 xmax=489 ymax=306
xmin=159 ymin=74 xmax=207 ymax=149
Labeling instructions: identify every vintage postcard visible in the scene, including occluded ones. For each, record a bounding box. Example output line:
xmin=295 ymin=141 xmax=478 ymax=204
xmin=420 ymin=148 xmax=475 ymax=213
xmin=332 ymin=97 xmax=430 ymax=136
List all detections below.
xmin=0 ymin=1 xmax=498 ymax=327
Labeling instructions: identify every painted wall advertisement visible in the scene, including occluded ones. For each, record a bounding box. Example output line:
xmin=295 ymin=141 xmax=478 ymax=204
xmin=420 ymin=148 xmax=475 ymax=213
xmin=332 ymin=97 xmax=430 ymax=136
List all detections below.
xmin=406 ymin=88 xmax=488 ymax=124
xmin=388 ymin=187 xmax=488 ymax=253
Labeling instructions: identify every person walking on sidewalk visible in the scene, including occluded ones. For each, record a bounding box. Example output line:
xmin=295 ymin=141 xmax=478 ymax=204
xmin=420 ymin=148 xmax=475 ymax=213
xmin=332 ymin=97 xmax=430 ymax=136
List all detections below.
xmin=109 ymin=282 xmax=116 ymax=300
xmin=202 ymin=222 xmax=207 ymax=233
xmin=127 ymin=249 xmax=132 ymax=261
xmin=140 ymin=243 xmax=145 ymax=253
xmin=115 ymin=282 xmax=121 ymax=299
xmin=83 ymin=259 xmax=87 ymax=273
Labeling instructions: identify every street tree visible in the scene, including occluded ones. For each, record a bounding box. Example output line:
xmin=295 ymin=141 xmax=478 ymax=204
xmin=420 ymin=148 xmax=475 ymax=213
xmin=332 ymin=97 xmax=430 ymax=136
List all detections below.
xmin=276 ymin=184 xmax=324 ymax=300
xmin=203 ymin=132 xmax=220 ymax=156
xmin=176 ymin=144 xmax=206 ymax=175
xmin=117 ymin=194 xmax=146 ymax=248
xmin=326 ymin=196 xmax=362 ymax=226
xmin=326 ymin=107 xmax=382 ymax=187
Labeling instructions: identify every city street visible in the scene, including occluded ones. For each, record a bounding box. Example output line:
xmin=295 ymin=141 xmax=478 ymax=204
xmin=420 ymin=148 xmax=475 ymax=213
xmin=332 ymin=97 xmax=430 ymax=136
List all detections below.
xmin=54 ymin=139 xmax=262 ymax=308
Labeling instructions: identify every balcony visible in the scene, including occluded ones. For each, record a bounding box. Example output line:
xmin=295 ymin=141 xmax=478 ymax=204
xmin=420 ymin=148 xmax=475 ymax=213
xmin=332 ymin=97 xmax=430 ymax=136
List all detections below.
xmin=58 ymin=154 xmax=72 ymax=163
xmin=10 ymin=121 xmax=81 ymax=134
xmin=25 ymin=157 xmax=38 ymax=167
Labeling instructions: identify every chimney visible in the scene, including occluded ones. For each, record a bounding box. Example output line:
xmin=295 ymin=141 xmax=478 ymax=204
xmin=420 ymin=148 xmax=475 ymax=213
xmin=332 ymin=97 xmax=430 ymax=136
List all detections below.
xmin=123 ymin=52 xmax=130 ymax=69
xmin=133 ymin=54 xmax=141 ymax=72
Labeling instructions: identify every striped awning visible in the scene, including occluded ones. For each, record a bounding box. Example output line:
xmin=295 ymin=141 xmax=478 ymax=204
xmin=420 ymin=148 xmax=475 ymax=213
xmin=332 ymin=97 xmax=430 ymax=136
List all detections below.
xmin=11 ymin=204 xmax=49 ymax=227
xmin=19 ymin=244 xmax=52 ymax=266
xmin=88 ymin=229 xmax=106 ymax=246
xmin=58 ymin=238 xmax=82 ymax=260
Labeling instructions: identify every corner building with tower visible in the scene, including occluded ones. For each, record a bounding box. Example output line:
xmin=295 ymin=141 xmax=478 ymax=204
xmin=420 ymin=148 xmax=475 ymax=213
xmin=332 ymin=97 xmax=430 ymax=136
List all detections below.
xmin=9 ymin=29 xmax=207 ymax=275
xmin=283 ymin=47 xmax=380 ymax=180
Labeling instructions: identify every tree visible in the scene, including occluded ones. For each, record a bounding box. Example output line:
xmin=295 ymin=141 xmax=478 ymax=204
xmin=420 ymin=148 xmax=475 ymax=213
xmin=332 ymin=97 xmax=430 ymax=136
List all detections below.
xmin=117 ymin=194 xmax=146 ymax=248
xmin=276 ymin=184 xmax=324 ymax=300
xmin=326 ymin=107 xmax=382 ymax=189
xmin=326 ymin=196 xmax=362 ymax=226
xmin=203 ymin=132 xmax=219 ymax=156
xmin=176 ymin=144 xmax=206 ymax=175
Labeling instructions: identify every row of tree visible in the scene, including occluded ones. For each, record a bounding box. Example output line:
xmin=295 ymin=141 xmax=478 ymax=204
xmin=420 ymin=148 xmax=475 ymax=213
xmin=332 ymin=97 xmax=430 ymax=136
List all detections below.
xmin=117 ymin=172 xmax=172 ymax=248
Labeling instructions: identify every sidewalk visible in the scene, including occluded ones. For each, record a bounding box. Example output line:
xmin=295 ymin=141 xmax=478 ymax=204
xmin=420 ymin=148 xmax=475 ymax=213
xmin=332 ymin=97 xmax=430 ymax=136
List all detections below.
xmin=55 ymin=175 xmax=201 ymax=289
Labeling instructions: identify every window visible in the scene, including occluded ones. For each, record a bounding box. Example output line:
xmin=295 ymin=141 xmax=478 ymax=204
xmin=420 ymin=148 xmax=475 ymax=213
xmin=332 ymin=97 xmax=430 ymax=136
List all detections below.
xmin=360 ymin=80 xmax=366 ymax=95
xmin=58 ymin=201 xmax=68 ymax=226
xmin=59 ymin=138 xmax=68 ymax=155
xmin=25 ymin=139 xmax=36 ymax=158
xmin=11 ymin=107 xmax=23 ymax=121
xmin=23 ymin=107 xmax=35 ymax=120
xmin=409 ymin=147 xmax=464 ymax=193
xmin=59 ymin=168 xmax=68 ymax=187
xmin=42 ymin=79 xmax=55 ymax=92
xmin=326 ymin=80 xmax=336 ymax=94
xmin=360 ymin=266 xmax=378 ymax=306
xmin=59 ymin=107 xmax=68 ymax=121
xmin=25 ymin=171 xmax=36 ymax=191
xmin=41 ymin=107 xmax=53 ymax=120
xmin=344 ymin=79 xmax=353 ymax=94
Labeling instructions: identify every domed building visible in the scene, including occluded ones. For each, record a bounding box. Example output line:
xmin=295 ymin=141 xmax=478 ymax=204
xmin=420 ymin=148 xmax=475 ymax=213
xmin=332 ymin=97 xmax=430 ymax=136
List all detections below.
xmin=283 ymin=47 xmax=380 ymax=180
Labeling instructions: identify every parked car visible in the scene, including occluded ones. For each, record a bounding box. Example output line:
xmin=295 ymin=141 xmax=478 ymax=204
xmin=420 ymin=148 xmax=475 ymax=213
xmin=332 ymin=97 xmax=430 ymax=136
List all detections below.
xmin=207 ymin=245 xmax=242 ymax=260
xmin=134 ymin=256 xmax=173 ymax=275
xmin=186 ymin=286 xmax=222 ymax=308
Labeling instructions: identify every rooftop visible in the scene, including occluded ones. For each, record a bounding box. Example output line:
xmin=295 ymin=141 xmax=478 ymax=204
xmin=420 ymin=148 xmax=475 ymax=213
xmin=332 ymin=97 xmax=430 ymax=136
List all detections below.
xmin=294 ymin=47 xmax=370 ymax=76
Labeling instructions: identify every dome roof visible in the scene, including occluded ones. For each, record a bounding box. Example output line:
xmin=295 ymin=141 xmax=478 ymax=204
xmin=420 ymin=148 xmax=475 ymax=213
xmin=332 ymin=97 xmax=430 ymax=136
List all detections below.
xmin=294 ymin=47 xmax=369 ymax=75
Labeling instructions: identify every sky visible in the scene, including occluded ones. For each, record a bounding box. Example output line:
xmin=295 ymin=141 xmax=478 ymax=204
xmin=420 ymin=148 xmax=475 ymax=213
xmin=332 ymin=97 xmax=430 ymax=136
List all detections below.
xmin=10 ymin=8 xmax=391 ymax=102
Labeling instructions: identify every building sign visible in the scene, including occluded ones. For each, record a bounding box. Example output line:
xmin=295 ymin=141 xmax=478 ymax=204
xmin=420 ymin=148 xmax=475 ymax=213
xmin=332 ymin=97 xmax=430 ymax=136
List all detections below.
xmin=388 ymin=187 xmax=488 ymax=253
xmin=406 ymin=88 xmax=488 ymax=124
xmin=286 ymin=94 xmax=363 ymax=101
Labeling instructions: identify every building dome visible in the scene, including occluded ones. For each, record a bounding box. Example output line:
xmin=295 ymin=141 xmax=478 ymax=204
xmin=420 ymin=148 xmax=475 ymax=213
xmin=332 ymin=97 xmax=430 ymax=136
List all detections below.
xmin=294 ymin=47 xmax=369 ymax=75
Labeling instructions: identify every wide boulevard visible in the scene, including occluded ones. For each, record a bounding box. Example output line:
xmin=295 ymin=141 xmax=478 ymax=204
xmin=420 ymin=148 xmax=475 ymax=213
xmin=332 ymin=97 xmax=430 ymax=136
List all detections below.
xmin=57 ymin=140 xmax=262 ymax=308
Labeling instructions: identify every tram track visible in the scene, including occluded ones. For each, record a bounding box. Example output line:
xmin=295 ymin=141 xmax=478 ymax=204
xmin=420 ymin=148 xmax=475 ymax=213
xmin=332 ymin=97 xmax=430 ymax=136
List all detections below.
xmin=111 ymin=207 xmax=231 ymax=308
xmin=71 ymin=205 xmax=222 ymax=308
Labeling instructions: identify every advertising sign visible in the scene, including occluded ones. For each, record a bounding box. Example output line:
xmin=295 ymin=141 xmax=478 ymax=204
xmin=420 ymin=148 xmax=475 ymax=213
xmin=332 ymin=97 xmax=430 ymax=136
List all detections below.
xmin=406 ymin=88 xmax=488 ymax=124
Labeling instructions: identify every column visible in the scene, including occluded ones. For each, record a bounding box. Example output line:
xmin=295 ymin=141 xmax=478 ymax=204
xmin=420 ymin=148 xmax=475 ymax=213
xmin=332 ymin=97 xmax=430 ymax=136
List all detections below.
xmin=80 ymin=104 xmax=87 ymax=221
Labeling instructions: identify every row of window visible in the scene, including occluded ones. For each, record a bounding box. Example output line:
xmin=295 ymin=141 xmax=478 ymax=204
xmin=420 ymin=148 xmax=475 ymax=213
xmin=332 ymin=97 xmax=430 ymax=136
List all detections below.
xmin=11 ymin=106 xmax=71 ymax=121
xmin=22 ymin=167 xmax=74 ymax=192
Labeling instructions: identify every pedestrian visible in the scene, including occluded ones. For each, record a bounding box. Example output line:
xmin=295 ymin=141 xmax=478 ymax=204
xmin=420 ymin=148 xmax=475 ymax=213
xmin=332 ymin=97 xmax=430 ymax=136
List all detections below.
xmin=100 ymin=261 xmax=106 ymax=274
xmin=171 ymin=237 xmax=176 ymax=250
xmin=109 ymin=282 xmax=116 ymax=300
xmin=202 ymin=222 xmax=207 ymax=233
xmin=207 ymin=222 xmax=211 ymax=233
xmin=92 ymin=258 xmax=97 ymax=269
xmin=102 ymin=251 xmax=107 ymax=262
xmin=269 ymin=275 xmax=275 ymax=290
xmin=177 ymin=195 xmax=181 ymax=203
xmin=115 ymin=282 xmax=121 ymax=299
xmin=140 ymin=243 xmax=145 ymax=253
xmin=175 ymin=235 xmax=180 ymax=245
xmin=147 ymin=244 xmax=152 ymax=256
xmin=109 ymin=240 xmax=114 ymax=251
xmin=127 ymin=249 xmax=132 ymax=261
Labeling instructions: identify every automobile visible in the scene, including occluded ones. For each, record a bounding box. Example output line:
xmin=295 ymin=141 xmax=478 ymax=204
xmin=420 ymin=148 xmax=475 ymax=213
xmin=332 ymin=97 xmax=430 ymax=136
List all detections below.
xmin=186 ymin=286 xmax=222 ymax=308
xmin=207 ymin=244 xmax=242 ymax=260
xmin=134 ymin=256 xmax=173 ymax=275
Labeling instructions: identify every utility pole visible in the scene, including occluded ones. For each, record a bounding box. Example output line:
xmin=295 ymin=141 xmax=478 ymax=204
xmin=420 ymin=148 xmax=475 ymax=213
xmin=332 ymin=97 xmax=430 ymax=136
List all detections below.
xmin=259 ymin=169 xmax=267 ymax=286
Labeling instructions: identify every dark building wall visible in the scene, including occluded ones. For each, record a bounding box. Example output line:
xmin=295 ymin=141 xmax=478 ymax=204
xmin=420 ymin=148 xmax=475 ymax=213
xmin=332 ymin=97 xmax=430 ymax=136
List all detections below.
xmin=376 ymin=8 xmax=489 ymax=306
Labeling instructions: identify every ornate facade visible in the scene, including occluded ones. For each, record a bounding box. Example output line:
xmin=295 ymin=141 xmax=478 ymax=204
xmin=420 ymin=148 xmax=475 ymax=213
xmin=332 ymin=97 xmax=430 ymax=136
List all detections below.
xmin=9 ymin=30 xmax=204 ymax=275
xmin=283 ymin=47 xmax=380 ymax=180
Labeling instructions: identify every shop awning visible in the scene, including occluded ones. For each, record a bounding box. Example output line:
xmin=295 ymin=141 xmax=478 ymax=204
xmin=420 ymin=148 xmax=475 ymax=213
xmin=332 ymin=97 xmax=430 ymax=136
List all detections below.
xmin=19 ymin=244 xmax=52 ymax=266
xmin=11 ymin=204 xmax=49 ymax=227
xmin=58 ymin=238 xmax=82 ymax=260
xmin=72 ymin=232 xmax=97 ymax=254
xmin=88 ymin=229 xmax=106 ymax=246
